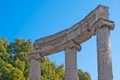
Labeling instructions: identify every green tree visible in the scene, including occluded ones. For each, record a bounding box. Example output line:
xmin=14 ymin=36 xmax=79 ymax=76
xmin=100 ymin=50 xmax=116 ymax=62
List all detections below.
xmin=0 ymin=38 xmax=32 ymax=80
xmin=0 ymin=38 xmax=91 ymax=80
xmin=41 ymin=58 xmax=91 ymax=80
xmin=8 ymin=38 xmax=32 ymax=55
xmin=41 ymin=58 xmax=65 ymax=80
xmin=0 ymin=38 xmax=8 ymax=53
xmin=56 ymin=64 xmax=65 ymax=80
xmin=78 ymin=69 xmax=91 ymax=80
xmin=0 ymin=59 xmax=25 ymax=80
xmin=8 ymin=38 xmax=32 ymax=80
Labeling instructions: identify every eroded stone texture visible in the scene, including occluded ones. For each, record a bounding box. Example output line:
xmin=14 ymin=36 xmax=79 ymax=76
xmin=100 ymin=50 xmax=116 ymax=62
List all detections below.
xmin=65 ymin=47 xmax=78 ymax=80
xmin=32 ymin=5 xmax=110 ymax=56
xmin=95 ymin=19 xmax=114 ymax=80
xmin=27 ymin=5 xmax=114 ymax=80
xmin=64 ymin=41 xmax=81 ymax=80
xmin=27 ymin=53 xmax=44 ymax=80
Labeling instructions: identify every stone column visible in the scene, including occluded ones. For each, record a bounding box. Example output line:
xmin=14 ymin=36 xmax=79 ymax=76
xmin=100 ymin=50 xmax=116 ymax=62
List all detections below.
xmin=64 ymin=41 xmax=81 ymax=80
xmin=27 ymin=52 xmax=44 ymax=80
xmin=95 ymin=18 xmax=114 ymax=80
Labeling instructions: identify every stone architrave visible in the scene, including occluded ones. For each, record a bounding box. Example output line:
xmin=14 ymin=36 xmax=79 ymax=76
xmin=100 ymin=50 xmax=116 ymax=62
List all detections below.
xmin=27 ymin=5 xmax=115 ymax=80
xmin=95 ymin=18 xmax=114 ymax=80
xmin=27 ymin=52 xmax=44 ymax=80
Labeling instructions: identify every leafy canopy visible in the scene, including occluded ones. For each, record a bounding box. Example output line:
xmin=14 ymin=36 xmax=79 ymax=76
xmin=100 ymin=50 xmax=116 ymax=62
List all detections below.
xmin=0 ymin=38 xmax=91 ymax=80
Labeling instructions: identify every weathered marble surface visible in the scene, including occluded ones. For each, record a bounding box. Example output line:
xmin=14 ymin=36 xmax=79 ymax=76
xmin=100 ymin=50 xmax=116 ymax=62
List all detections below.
xmin=27 ymin=53 xmax=43 ymax=80
xmin=28 ymin=5 xmax=114 ymax=80
xmin=32 ymin=5 xmax=111 ymax=56
xmin=65 ymin=44 xmax=81 ymax=80
xmin=95 ymin=19 xmax=114 ymax=80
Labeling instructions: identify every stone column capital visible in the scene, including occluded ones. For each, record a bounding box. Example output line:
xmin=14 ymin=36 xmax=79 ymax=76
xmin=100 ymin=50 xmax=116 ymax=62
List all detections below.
xmin=94 ymin=18 xmax=114 ymax=30
xmin=27 ymin=51 xmax=45 ymax=62
xmin=64 ymin=41 xmax=81 ymax=51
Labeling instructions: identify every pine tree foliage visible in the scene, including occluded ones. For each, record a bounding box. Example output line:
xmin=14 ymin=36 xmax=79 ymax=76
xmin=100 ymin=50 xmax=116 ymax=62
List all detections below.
xmin=0 ymin=38 xmax=91 ymax=80
xmin=41 ymin=58 xmax=65 ymax=80
xmin=0 ymin=38 xmax=32 ymax=80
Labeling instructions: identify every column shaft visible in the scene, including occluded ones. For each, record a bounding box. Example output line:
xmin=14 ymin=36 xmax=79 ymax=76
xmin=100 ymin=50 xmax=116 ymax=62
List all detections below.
xmin=30 ymin=59 xmax=41 ymax=80
xmin=65 ymin=47 xmax=78 ymax=80
xmin=96 ymin=26 xmax=113 ymax=80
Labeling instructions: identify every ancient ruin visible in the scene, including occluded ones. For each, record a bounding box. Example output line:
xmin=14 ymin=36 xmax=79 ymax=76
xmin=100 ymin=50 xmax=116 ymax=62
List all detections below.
xmin=27 ymin=5 xmax=114 ymax=80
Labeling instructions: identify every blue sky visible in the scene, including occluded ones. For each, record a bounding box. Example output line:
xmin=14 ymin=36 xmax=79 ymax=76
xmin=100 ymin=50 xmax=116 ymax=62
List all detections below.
xmin=0 ymin=0 xmax=120 ymax=80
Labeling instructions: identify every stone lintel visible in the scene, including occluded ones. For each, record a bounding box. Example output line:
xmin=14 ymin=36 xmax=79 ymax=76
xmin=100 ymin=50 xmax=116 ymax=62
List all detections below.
xmin=95 ymin=5 xmax=109 ymax=19
xmin=28 ymin=41 xmax=81 ymax=57
xmin=94 ymin=18 xmax=114 ymax=30
xmin=32 ymin=5 xmax=112 ymax=56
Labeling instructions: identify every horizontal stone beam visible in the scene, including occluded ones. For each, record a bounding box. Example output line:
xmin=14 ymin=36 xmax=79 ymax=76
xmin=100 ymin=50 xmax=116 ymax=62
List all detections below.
xmin=32 ymin=5 xmax=112 ymax=56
